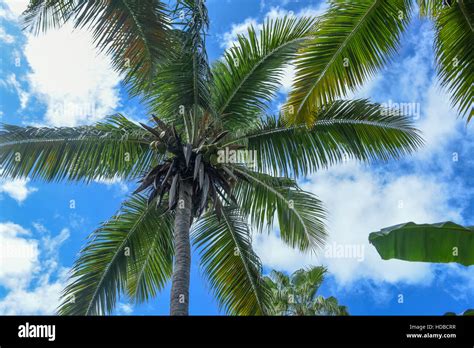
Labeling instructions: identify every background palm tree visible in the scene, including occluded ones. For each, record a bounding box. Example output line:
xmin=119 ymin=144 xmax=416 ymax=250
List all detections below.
xmin=445 ymin=309 xmax=474 ymax=316
xmin=285 ymin=0 xmax=473 ymax=125
xmin=0 ymin=0 xmax=423 ymax=315
xmin=265 ymin=267 xmax=349 ymax=316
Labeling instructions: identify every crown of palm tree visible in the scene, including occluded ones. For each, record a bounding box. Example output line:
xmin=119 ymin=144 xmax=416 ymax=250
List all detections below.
xmin=265 ymin=267 xmax=349 ymax=316
xmin=0 ymin=0 xmax=432 ymax=316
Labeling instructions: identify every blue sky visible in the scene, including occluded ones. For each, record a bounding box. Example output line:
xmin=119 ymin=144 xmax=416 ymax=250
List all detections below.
xmin=0 ymin=0 xmax=473 ymax=315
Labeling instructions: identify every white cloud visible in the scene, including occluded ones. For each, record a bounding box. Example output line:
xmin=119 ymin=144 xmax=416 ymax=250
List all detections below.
xmin=416 ymin=85 xmax=462 ymax=157
xmin=0 ymin=73 xmax=29 ymax=109
xmin=438 ymin=265 xmax=474 ymax=302
xmin=0 ymin=0 xmax=28 ymax=21
xmin=23 ymin=22 xmax=122 ymax=126
xmin=254 ymin=162 xmax=461 ymax=286
xmin=41 ymin=228 xmax=70 ymax=256
xmin=221 ymin=17 xmax=261 ymax=49
xmin=95 ymin=176 xmax=129 ymax=195
xmin=396 ymin=26 xmax=435 ymax=102
xmin=0 ymin=222 xmax=70 ymax=315
xmin=0 ymin=26 xmax=14 ymax=43
xmin=0 ymin=178 xmax=37 ymax=203
xmin=32 ymin=222 xmax=48 ymax=234
xmin=221 ymin=4 xmax=327 ymax=50
xmin=116 ymin=302 xmax=134 ymax=315
xmin=0 ymin=222 xmax=38 ymax=289
xmin=0 ymin=276 xmax=67 ymax=315
xmin=2 ymin=0 xmax=28 ymax=19
xmin=266 ymin=3 xmax=328 ymax=20
xmin=307 ymin=164 xmax=460 ymax=284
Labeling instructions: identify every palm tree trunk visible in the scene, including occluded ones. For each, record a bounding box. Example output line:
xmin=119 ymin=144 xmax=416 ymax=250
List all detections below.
xmin=170 ymin=180 xmax=193 ymax=316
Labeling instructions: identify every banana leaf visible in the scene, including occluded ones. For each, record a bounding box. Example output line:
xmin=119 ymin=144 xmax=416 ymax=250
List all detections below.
xmin=369 ymin=221 xmax=474 ymax=266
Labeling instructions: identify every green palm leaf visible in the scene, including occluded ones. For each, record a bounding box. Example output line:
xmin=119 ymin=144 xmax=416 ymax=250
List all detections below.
xmin=229 ymin=99 xmax=423 ymax=177
xmin=58 ymin=195 xmax=174 ymax=315
xmin=233 ymin=168 xmax=326 ymax=251
xmin=212 ymin=15 xmax=317 ymax=130
xmin=417 ymin=0 xmax=445 ymax=17
xmin=0 ymin=114 xmax=154 ymax=182
xmin=143 ymin=36 xmax=212 ymax=124
xmin=22 ymin=0 xmax=76 ymax=32
xmin=265 ymin=266 xmax=348 ymax=316
xmin=433 ymin=0 xmax=474 ymax=121
xmin=192 ymin=206 xmax=269 ymax=315
xmin=291 ymin=266 xmax=326 ymax=300
xmin=23 ymin=0 xmax=171 ymax=93
xmin=286 ymin=0 xmax=412 ymax=125
xmin=126 ymin=211 xmax=175 ymax=304
xmin=265 ymin=270 xmax=291 ymax=315
xmin=142 ymin=0 xmax=212 ymax=126
xmin=313 ymin=296 xmax=349 ymax=315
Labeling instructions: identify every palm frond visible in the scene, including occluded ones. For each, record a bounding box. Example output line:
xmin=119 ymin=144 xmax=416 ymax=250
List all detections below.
xmin=57 ymin=195 xmax=174 ymax=315
xmin=22 ymin=0 xmax=76 ymax=32
xmin=212 ymin=15 xmax=317 ymax=130
xmin=0 ymin=115 xmax=155 ymax=182
xmin=269 ymin=269 xmax=291 ymax=288
xmin=143 ymin=0 xmax=212 ymax=124
xmin=233 ymin=168 xmax=326 ymax=252
xmin=291 ymin=266 xmax=326 ymax=300
xmin=433 ymin=0 xmax=474 ymax=121
xmin=265 ymin=266 xmax=347 ymax=316
xmin=286 ymin=0 xmax=412 ymax=125
xmin=313 ymin=296 xmax=349 ymax=315
xmin=23 ymin=0 xmax=171 ymax=93
xmin=228 ymin=100 xmax=423 ymax=177
xmin=126 ymin=210 xmax=174 ymax=304
xmin=192 ymin=206 xmax=269 ymax=315
xmin=417 ymin=0 xmax=445 ymax=17
xmin=265 ymin=271 xmax=291 ymax=315
xmin=143 ymin=38 xmax=212 ymax=125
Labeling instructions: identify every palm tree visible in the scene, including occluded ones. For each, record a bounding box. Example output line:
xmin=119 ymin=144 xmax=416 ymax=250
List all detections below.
xmin=445 ymin=309 xmax=474 ymax=316
xmin=265 ymin=267 xmax=349 ymax=316
xmin=0 ymin=0 xmax=423 ymax=315
xmin=285 ymin=0 xmax=473 ymax=125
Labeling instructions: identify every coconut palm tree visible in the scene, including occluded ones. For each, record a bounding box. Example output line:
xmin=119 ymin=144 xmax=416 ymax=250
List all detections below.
xmin=265 ymin=267 xmax=349 ymax=316
xmin=285 ymin=0 xmax=473 ymax=125
xmin=0 ymin=0 xmax=423 ymax=315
